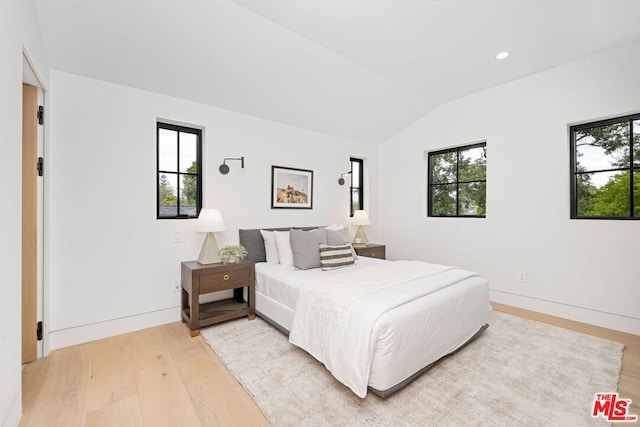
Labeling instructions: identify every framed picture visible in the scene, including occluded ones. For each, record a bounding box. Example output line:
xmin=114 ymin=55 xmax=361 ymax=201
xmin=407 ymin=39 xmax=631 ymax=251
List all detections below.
xmin=271 ymin=165 xmax=313 ymax=209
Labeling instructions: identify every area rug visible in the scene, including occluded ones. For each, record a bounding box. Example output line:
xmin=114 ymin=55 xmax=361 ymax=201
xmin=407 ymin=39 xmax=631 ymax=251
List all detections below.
xmin=201 ymin=311 xmax=623 ymax=426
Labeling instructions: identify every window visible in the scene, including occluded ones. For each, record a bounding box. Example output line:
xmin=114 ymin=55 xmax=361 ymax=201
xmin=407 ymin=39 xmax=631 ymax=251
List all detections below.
xmin=570 ymin=113 xmax=639 ymax=219
xmin=428 ymin=142 xmax=486 ymax=217
xmin=157 ymin=122 xmax=202 ymax=219
xmin=350 ymin=157 xmax=363 ymax=216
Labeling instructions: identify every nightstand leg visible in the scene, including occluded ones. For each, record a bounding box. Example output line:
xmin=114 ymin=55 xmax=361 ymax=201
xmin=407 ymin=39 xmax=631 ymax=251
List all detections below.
xmin=233 ymin=287 xmax=244 ymax=303
xmin=190 ymin=329 xmax=200 ymax=337
xmin=248 ymin=314 xmax=255 ymax=321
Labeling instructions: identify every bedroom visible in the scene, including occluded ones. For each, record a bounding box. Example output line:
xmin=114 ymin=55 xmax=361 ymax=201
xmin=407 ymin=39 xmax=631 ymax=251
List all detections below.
xmin=2 ymin=0 xmax=640 ymax=425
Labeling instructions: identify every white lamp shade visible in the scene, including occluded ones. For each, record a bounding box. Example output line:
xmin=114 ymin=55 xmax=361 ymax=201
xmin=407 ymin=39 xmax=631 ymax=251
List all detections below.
xmin=351 ymin=210 xmax=371 ymax=226
xmin=197 ymin=209 xmax=226 ymax=232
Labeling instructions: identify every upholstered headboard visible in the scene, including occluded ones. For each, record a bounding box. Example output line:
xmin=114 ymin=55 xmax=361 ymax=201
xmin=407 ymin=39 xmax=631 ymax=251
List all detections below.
xmin=239 ymin=226 xmax=322 ymax=263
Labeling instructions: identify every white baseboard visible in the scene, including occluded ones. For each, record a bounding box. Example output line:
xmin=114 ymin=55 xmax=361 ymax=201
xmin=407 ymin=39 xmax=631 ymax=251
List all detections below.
xmin=490 ymin=290 xmax=640 ymax=336
xmin=1 ymin=391 xmax=21 ymax=427
xmin=47 ymin=306 xmax=181 ymax=352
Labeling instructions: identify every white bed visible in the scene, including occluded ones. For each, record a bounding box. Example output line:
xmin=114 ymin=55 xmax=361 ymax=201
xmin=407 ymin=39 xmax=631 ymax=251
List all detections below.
xmin=240 ymin=228 xmax=490 ymax=398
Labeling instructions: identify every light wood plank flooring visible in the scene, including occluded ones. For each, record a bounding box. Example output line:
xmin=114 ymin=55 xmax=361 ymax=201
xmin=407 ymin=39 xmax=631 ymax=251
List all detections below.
xmin=21 ymin=304 xmax=639 ymax=426
xmin=21 ymin=321 xmax=270 ymax=427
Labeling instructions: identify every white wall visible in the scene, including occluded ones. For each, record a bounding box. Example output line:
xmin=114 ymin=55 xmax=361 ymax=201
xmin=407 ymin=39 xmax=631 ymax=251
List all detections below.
xmin=378 ymin=40 xmax=640 ymax=335
xmin=0 ymin=1 xmax=49 ymax=426
xmin=47 ymin=71 xmax=376 ymax=349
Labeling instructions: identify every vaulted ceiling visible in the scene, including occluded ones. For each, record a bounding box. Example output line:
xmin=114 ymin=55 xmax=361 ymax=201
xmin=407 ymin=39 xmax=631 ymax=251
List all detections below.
xmin=35 ymin=0 xmax=640 ymax=144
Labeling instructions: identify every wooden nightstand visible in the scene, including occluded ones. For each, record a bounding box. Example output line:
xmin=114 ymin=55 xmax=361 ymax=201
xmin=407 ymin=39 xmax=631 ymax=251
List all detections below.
xmin=353 ymin=243 xmax=386 ymax=260
xmin=181 ymin=260 xmax=255 ymax=337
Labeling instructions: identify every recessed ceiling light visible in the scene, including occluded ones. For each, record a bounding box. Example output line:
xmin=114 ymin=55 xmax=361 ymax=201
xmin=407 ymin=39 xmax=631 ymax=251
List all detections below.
xmin=495 ymin=51 xmax=510 ymax=60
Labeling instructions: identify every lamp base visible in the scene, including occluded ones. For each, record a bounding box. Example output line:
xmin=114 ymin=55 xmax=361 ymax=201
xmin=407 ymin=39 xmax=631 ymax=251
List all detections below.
xmin=353 ymin=226 xmax=369 ymax=245
xmin=197 ymin=232 xmax=222 ymax=264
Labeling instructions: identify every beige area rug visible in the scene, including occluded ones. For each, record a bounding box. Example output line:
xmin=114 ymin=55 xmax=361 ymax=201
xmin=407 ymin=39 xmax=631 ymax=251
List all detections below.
xmin=201 ymin=311 xmax=623 ymax=426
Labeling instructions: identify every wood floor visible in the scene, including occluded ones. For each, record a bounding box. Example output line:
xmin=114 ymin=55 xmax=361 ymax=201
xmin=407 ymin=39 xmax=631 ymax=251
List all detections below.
xmin=20 ymin=321 xmax=270 ymax=427
xmin=21 ymin=304 xmax=639 ymax=426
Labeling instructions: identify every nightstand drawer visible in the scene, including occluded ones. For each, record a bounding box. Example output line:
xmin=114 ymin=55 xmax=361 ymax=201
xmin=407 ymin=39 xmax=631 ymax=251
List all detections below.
xmin=354 ymin=244 xmax=386 ymax=260
xmin=199 ymin=268 xmax=250 ymax=293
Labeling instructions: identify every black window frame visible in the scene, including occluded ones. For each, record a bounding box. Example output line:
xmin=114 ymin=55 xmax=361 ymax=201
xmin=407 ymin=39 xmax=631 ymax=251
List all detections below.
xmin=156 ymin=122 xmax=203 ymax=219
xmin=570 ymin=113 xmax=639 ymax=220
xmin=350 ymin=157 xmax=364 ymax=217
xmin=427 ymin=142 xmax=487 ymax=218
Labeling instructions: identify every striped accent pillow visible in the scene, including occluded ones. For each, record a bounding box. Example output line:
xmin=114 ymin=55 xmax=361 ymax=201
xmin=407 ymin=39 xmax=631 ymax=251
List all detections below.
xmin=319 ymin=243 xmax=355 ymax=271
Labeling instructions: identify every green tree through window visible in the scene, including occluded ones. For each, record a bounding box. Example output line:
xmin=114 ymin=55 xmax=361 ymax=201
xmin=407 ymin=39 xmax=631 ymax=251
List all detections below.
xmin=159 ymin=174 xmax=177 ymax=205
xmin=428 ymin=143 xmax=486 ymax=217
xmin=181 ymin=161 xmax=198 ymax=206
xmin=157 ymin=123 xmax=202 ymax=219
xmin=350 ymin=157 xmax=363 ymax=217
xmin=571 ymin=114 xmax=639 ymax=219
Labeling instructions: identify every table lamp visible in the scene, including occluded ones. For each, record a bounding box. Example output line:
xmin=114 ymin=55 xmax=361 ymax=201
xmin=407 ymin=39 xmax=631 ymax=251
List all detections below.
xmin=197 ymin=209 xmax=226 ymax=264
xmin=351 ymin=210 xmax=370 ymax=245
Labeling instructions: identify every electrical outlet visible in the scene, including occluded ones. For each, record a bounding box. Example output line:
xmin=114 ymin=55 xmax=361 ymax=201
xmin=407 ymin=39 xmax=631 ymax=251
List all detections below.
xmin=518 ymin=270 xmax=528 ymax=283
xmin=172 ymin=278 xmax=181 ymax=292
xmin=172 ymin=230 xmax=181 ymax=243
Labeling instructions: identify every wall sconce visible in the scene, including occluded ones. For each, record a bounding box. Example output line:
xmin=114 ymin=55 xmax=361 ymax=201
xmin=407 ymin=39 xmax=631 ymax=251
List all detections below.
xmin=219 ymin=156 xmax=245 ymax=174
xmin=338 ymin=171 xmax=351 ymax=185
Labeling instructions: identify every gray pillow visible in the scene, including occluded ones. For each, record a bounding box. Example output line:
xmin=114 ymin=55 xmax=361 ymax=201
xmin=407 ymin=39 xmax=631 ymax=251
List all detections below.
xmin=290 ymin=228 xmax=327 ymax=270
xmin=325 ymin=228 xmax=358 ymax=260
xmin=325 ymin=228 xmax=350 ymax=245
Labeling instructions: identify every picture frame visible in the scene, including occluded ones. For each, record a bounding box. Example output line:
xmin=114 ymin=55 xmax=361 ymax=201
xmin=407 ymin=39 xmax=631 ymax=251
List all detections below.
xmin=271 ymin=165 xmax=313 ymax=209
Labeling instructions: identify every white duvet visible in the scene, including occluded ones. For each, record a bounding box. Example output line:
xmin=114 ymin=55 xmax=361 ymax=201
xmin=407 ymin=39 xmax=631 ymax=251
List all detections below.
xmin=288 ymin=260 xmax=478 ymax=397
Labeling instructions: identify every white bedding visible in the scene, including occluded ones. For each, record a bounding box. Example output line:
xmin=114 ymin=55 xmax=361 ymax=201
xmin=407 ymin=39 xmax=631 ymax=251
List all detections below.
xmin=289 ymin=261 xmax=478 ymax=397
xmin=255 ymin=257 xmax=386 ymax=310
xmin=254 ymin=258 xmax=490 ymax=396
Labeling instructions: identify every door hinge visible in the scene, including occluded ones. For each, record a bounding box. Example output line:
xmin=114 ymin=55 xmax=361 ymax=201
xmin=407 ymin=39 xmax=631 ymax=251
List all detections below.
xmin=37 ymin=157 xmax=44 ymax=177
xmin=37 ymin=321 xmax=43 ymax=341
xmin=37 ymin=105 xmax=44 ymax=125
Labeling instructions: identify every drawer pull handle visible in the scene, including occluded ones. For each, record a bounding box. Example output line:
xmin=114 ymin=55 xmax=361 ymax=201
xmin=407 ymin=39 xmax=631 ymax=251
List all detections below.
xmin=223 ymin=274 xmax=229 ymax=281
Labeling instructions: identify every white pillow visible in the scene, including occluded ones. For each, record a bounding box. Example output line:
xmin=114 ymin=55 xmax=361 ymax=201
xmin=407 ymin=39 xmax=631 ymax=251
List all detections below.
xmin=325 ymin=223 xmax=346 ymax=231
xmin=260 ymin=230 xmax=279 ymax=264
xmin=274 ymin=230 xmax=293 ymax=266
